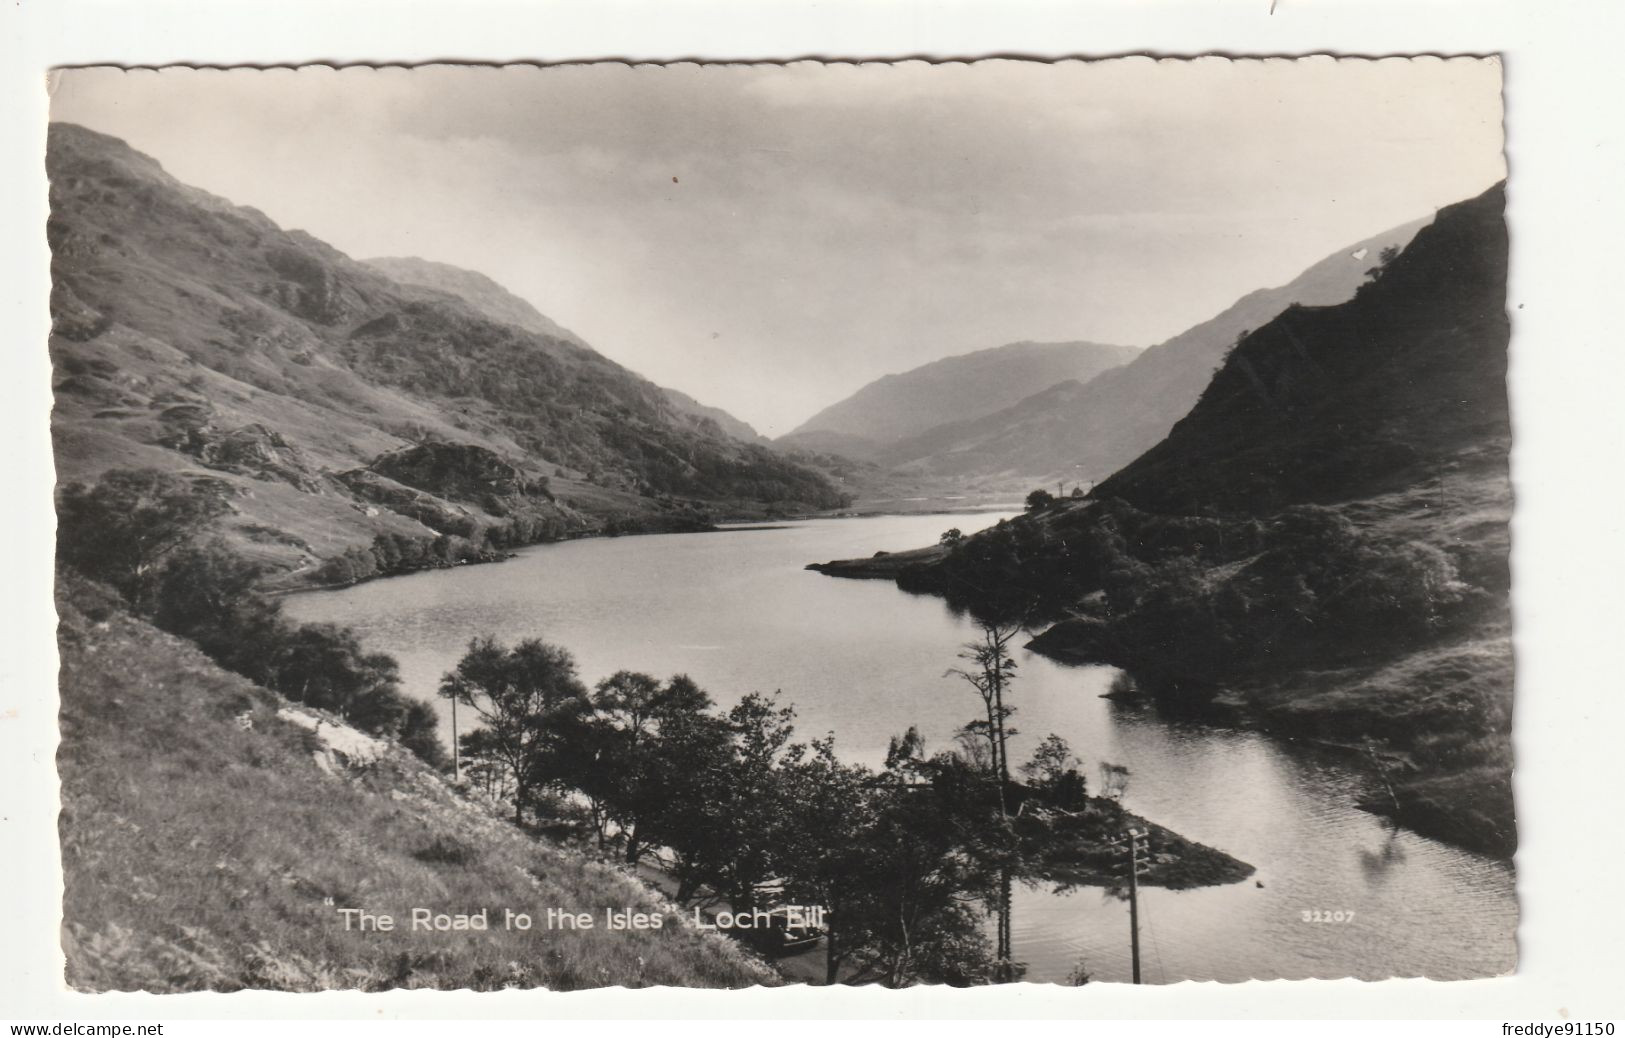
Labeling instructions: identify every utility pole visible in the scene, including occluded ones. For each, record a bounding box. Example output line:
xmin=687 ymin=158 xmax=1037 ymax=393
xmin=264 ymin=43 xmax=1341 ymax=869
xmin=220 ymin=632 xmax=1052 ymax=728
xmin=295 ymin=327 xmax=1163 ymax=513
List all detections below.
xmin=1111 ymin=827 xmax=1150 ymax=983
xmin=451 ymin=695 xmax=460 ymax=783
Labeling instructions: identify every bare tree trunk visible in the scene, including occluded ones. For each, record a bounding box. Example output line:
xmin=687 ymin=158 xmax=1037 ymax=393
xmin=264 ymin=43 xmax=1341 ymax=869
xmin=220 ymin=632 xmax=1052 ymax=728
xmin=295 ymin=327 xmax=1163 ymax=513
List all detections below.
xmin=989 ymin=627 xmax=1010 ymax=818
xmin=997 ymin=865 xmax=1013 ymax=979
xmin=988 ymin=679 xmax=1001 ymax=782
xmin=892 ymin=902 xmax=913 ymax=987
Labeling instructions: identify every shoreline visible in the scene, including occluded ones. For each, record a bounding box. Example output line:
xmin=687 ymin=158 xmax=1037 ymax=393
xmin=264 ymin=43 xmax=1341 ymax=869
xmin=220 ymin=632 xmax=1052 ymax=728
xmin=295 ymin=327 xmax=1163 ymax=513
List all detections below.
xmin=274 ymin=504 xmax=1006 ymax=598
xmin=802 ymin=550 xmax=1516 ymax=864
xmin=1028 ymin=629 xmax=1515 ymax=863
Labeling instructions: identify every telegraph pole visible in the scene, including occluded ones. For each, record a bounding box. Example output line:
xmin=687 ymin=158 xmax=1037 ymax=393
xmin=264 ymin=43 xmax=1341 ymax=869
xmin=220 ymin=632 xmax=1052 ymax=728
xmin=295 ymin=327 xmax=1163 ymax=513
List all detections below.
xmin=451 ymin=695 xmax=460 ymax=783
xmin=1128 ymin=830 xmax=1143 ymax=985
xmin=1112 ymin=827 xmax=1150 ymax=984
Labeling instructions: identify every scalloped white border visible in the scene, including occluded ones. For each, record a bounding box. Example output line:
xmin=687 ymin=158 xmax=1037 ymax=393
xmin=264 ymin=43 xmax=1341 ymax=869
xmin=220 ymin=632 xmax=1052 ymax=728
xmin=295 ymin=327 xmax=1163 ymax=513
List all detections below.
xmin=4 ymin=1 xmax=1622 ymax=1023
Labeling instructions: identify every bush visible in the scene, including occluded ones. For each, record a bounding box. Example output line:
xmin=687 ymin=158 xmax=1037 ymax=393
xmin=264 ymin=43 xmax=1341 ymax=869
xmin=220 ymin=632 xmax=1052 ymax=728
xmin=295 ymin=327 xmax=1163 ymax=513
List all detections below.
xmin=55 ymin=475 xmax=449 ymax=769
xmin=56 ymin=468 xmax=233 ymax=611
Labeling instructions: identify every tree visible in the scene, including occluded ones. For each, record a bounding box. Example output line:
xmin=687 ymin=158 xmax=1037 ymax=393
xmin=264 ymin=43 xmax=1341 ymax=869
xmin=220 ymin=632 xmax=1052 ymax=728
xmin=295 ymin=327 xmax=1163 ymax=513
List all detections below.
xmin=939 ymin=528 xmax=964 ymax=548
xmin=439 ymin=637 xmax=589 ymax=825
xmin=140 ymin=535 xmax=447 ymax=767
xmin=1021 ymin=733 xmax=1088 ymax=810
xmin=1366 ymin=244 xmax=1401 ymax=282
xmin=858 ymin=751 xmax=1009 ymax=986
xmin=576 ymin=671 xmax=712 ymax=861
xmin=56 ymin=468 xmax=232 ymax=611
xmin=151 ymin=538 xmax=278 ymax=669
xmin=944 ymin=623 xmax=1031 ymax=979
xmin=706 ymin=693 xmax=797 ymax=909
xmin=266 ymin=622 xmax=405 ymax=730
xmin=885 ymin=725 xmax=926 ymax=770
xmin=460 ymin=728 xmax=515 ymax=802
xmin=397 ymin=701 xmax=450 ymax=771
xmin=1024 ymin=488 xmax=1055 ymax=513
xmin=947 ymin=619 xmax=1023 ymax=815
xmin=773 ymin=737 xmax=880 ymax=983
xmin=1223 ymin=328 xmax=1251 ymax=363
xmin=1098 ymin=762 xmax=1131 ymax=802
xmin=925 ymin=518 xmax=1074 ymax=627
xmin=574 ymin=670 xmax=661 ymax=849
xmin=638 ymin=692 xmax=738 ymax=901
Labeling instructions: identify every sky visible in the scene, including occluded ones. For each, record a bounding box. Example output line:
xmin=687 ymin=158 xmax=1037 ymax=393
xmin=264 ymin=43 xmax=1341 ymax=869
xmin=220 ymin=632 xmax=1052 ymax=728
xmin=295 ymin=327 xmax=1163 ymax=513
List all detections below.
xmin=49 ymin=58 xmax=1505 ymax=436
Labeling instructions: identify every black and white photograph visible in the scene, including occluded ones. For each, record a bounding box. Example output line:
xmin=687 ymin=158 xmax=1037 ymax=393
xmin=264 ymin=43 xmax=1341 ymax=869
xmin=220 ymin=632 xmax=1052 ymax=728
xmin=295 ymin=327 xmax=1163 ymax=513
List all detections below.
xmin=39 ymin=56 xmax=1517 ymax=991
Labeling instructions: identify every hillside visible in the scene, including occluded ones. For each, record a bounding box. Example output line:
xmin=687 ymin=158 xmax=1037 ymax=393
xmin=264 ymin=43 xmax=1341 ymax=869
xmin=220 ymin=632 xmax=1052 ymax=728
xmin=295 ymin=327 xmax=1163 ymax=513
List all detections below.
xmin=818 ymin=184 xmax=1514 ymax=857
xmin=1090 ymin=191 xmax=1507 ymax=515
xmin=367 ymin=255 xmax=769 ymax=444
xmin=876 ymin=217 xmax=1431 ymax=486
xmin=783 ymin=340 xmax=1141 ymax=454
xmin=657 ymin=386 xmax=770 ymax=445
xmin=47 ymin=123 xmax=843 ymax=584
xmin=55 ymin=574 xmax=774 ymax=992
xmin=364 ymin=255 xmax=589 ymax=347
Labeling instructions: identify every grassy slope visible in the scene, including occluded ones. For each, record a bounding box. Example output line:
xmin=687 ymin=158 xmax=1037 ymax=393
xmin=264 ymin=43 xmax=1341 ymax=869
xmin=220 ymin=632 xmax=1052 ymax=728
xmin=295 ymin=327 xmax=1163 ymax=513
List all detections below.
xmin=56 ymin=575 xmax=774 ymax=992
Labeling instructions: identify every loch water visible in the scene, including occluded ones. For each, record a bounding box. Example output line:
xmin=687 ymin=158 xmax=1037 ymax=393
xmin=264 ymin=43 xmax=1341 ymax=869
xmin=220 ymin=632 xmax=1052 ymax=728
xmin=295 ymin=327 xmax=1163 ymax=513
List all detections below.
xmin=286 ymin=512 xmax=1516 ymax=983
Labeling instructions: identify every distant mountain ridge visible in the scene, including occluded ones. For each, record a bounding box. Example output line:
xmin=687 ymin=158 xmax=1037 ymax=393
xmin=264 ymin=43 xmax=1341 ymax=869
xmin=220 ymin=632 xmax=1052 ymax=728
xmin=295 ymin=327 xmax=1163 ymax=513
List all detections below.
xmin=874 ymin=216 xmax=1434 ymax=485
xmin=656 ymin=386 xmax=770 ymax=445
xmin=366 ymin=255 xmax=769 ymax=445
xmin=47 ymin=122 xmax=843 ymax=583
xmin=783 ymin=340 xmax=1142 ymax=453
xmin=364 ymin=255 xmax=588 ymax=346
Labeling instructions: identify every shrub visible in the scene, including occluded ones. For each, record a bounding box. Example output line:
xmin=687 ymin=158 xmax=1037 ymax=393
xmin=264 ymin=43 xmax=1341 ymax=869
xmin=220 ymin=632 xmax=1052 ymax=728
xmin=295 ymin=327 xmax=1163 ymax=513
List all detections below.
xmin=56 ymin=468 xmax=233 ymax=612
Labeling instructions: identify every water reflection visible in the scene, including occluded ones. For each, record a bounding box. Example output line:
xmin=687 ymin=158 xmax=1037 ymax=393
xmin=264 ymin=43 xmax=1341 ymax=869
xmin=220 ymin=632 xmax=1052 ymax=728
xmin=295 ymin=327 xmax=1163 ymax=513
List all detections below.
xmin=1358 ymin=831 xmax=1408 ymax=885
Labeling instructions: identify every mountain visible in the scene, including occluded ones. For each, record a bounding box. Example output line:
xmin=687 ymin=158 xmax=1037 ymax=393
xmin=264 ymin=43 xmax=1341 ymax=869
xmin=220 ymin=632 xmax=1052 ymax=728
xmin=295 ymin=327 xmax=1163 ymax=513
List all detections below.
xmin=47 ymin=123 xmax=843 ymax=583
xmin=783 ymin=340 xmax=1141 ymax=452
xmin=367 ymin=255 xmax=769 ymax=445
xmin=1091 ymin=193 xmax=1508 ymax=516
xmin=876 ymin=217 xmax=1432 ymax=485
xmin=817 ymin=184 xmax=1513 ymax=857
xmin=364 ymin=255 xmax=588 ymax=346
xmin=773 ymin=428 xmax=892 ymax=462
xmin=656 ymin=387 xmax=769 ymax=445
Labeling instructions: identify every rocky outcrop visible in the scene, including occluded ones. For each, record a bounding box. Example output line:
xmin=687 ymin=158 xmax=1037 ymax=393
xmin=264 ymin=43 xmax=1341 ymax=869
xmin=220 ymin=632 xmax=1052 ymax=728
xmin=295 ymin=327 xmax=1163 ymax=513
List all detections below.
xmin=200 ymin=424 xmax=326 ymax=493
xmin=155 ymin=404 xmax=326 ymax=492
xmin=262 ymin=244 xmax=354 ymax=325
xmin=366 ymin=442 xmax=552 ymax=514
xmin=334 ymin=469 xmax=482 ymax=539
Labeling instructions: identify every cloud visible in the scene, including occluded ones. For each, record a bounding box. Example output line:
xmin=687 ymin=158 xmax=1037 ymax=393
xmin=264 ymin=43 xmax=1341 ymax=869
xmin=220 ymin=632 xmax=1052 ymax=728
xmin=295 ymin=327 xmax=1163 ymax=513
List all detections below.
xmin=49 ymin=58 xmax=1503 ymax=435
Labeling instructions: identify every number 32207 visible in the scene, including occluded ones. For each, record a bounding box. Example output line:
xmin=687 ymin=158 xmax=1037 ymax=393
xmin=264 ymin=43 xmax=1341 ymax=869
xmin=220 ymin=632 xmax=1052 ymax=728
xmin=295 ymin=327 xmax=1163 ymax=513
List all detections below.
xmin=1301 ymin=910 xmax=1356 ymax=923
